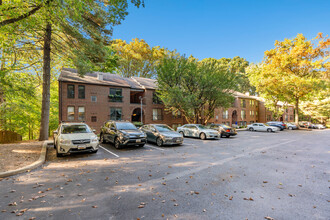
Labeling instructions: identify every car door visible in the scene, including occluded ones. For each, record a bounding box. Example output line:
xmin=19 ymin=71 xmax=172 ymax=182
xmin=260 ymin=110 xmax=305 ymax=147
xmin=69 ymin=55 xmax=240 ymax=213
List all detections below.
xmin=191 ymin=126 xmax=199 ymax=137
xmin=182 ymin=125 xmax=190 ymax=137
xmin=259 ymin=124 xmax=266 ymax=131
xmin=109 ymin=122 xmax=117 ymax=143
xmin=149 ymin=125 xmax=158 ymax=143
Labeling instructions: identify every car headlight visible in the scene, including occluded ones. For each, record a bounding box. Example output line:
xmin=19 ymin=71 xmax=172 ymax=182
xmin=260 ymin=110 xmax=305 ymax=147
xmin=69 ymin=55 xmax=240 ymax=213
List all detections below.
xmin=161 ymin=135 xmax=172 ymax=140
xmin=60 ymin=139 xmax=71 ymax=144
xmin=91 ymin=137 xmax=98 ymax=143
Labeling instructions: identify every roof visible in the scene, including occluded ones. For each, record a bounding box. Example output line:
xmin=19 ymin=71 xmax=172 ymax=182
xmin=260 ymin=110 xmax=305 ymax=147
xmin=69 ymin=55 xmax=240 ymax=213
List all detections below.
xmin=59 ymin=68 xmax=142 ymax=89
xmin=255 ymin=97 xmax=294 ymax=107
xmin=232 ymin=91 xmax=258 ymax=100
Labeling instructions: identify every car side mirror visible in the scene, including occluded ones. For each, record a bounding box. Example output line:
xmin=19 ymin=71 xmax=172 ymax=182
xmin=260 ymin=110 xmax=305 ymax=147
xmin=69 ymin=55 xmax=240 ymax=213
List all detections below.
xmin=92 ymin=129 xmax=96 ymax=133
xmin=53 ymin=131 xmax=58 ymax=135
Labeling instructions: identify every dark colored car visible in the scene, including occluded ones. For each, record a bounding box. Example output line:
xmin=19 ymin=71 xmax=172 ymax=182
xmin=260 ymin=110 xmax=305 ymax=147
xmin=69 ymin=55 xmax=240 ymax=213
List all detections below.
xmin=100 ymin=121 xmax=146 ymax=149
xmin=140 ymin=124 xmax=183 ymax=146
xmin=266 ymin=122 xmax=285 ymax=131
xmin=208 ymin=124 xmax=237 ymax=138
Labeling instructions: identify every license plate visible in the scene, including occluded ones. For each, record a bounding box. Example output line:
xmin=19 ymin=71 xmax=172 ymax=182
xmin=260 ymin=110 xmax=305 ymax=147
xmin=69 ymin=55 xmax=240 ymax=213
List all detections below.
xmin=78 ymin=146 xmax=86 ymax=150
xmin=136 ymin=139 xmax=141 ymax=143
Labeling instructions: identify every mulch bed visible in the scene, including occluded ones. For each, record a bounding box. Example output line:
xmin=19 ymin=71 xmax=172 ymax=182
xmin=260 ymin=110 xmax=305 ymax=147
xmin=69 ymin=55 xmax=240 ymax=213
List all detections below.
xmin=0 ymin=141 xmax=43 ymax=172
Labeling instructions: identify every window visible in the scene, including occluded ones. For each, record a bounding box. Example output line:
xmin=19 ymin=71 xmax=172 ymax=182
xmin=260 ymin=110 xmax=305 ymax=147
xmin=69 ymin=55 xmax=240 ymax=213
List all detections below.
xmin=286 ymin=108 xmax=288 ymax=113
xmin=290 ymin=115 xmax=293 ymax=121
xmin=67 ymin=106 xmax=75 ymax=121
xmin=249 ymin=100 xmax=253 ymax=106
xmin=91 ymin=116 xmax=97 ymax=122
xmin=252 ymin=111 xmax=254 ymax=116
xmin=256 ymin=111 xmax=258 ymax=117
xmin=240 ymin=99 xmax=246 ymax=108
xmin=78 ymin=85 xmax=85 ymax=99
xmin=153 ymin=92 xmax=163 ymax=104
xmin=285 ymin=115 xmax=288 ymax=121
xmin=110 ymin=108 xmax=122 ymax=120
xmin=109 ymin=88 xmax=122 ymax=102
xmin=91 ymin=96 xmax=97 ymax=102
xmin=267 ymin=115 xmax=271 ymax=121
xmin=78 ymin=107 xmax=85 ymax=121
xmin=222 ymin=110 xmax=229 ymax=119
xmin=241 ymin=110 xmax=246 ymax=120
xmin=67 ymin=85 xmax=75 ymax=99
xmin=172 ymin=110 xmax=181 ymax=118
xmin=153 ymin=109 xmax=162 ymax=120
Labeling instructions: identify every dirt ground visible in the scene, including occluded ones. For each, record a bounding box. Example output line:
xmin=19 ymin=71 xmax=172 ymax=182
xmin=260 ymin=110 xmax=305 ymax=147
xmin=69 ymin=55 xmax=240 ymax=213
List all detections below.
xmin=0 ymin=141 xmax=43 ymax=172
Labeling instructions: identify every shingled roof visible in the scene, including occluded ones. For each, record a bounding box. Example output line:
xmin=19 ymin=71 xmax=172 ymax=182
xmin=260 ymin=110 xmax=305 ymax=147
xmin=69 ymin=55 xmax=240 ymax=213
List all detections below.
xmin=59 ymin=68 xmax=144 ymax=89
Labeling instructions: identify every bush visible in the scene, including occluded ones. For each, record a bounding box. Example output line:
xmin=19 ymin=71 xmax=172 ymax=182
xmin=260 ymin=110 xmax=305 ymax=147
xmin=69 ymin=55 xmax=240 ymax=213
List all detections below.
xmin=133 ymin=122 xmax=143 ymax=128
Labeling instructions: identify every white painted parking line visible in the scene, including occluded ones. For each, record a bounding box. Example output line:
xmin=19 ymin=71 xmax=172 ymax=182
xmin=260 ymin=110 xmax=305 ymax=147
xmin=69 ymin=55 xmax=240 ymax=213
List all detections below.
xmin=99 ymin=146 xmax=120 ymax=157
xmin=144 ymin=145 xmax=165 ymax=151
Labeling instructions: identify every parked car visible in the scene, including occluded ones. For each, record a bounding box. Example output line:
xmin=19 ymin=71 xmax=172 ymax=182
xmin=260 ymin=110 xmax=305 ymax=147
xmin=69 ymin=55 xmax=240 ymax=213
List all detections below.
xmin=299 ymin=121 xmax=311 ymax=128
xmin=140 ymin=124 xmax=183 ymax=146
xmin=285 ymin=122 xmax=298 ymax=130
xmin=100 ymin=121 xmax=146 ymax=149
xmin=266 ymin=121 xmax=286 ymax=131
xmin=177 ymin=124 xmax=219 ymax=140
xmin=53 ymin=122 xmax=99 ymax=157
xmin=247 ymin=123 xmax=279 ymax=132
xmin=207 ymin=124 xmax=237 ymax=138
xmin=313 ymin=124 xmax=326 ymax=129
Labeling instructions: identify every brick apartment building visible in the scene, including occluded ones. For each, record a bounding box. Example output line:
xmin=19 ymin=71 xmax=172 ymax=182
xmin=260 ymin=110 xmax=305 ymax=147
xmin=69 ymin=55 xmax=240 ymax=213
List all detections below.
xmin=58 ymin=68 xmax=294 ymax=132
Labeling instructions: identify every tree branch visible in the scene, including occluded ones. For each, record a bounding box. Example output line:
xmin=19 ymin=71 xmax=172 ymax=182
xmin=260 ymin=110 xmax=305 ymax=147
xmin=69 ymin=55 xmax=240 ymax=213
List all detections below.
xmin=0 ymin=4 xmax=42 ymax=27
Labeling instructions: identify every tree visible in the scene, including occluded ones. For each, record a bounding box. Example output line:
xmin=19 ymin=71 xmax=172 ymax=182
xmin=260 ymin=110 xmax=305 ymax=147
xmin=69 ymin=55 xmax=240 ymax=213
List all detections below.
xmin=202 ymin=56 xmax=256 ymax=95
xmin=157 ymin=55 xmax=237 ymax=124
xmin=112 ymin=38 xmax=167 ymax=78
xmin=248 ymin=33 xmax=330 ymax=125
xmin=0 ymin=0 xmax=144 ymax=140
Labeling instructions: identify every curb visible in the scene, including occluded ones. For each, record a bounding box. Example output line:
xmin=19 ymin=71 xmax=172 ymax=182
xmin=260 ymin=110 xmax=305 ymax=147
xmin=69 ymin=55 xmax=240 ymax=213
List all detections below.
xmin=0 ymin=140 xmax=52 ymax=178
xmin=236 ymin=128 xmax=247 ymax=131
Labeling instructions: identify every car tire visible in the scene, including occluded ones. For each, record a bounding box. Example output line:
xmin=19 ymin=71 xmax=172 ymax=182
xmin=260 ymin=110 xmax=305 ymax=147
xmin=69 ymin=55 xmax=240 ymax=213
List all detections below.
xmin=114 ymin=137 xmax=121 ymax=149
xmin=100 ymin=133 xmax=105 ymax=143
xmin=267 ymin=128 xmax=272 ymax=132
xmin=156 ymin=137 xmax=163 ymax=147
xmin=249 ymin=127 xmax=254 ymax=131
xmin=179 ymin=131 xmax=185 ymax=137
xmin=200 ymin=133 xmax=206 ymax=140
xmin=288 ymin=126 xmax=293 ymax=130
xmin=56 ymin=147 xmax=63 ymax=157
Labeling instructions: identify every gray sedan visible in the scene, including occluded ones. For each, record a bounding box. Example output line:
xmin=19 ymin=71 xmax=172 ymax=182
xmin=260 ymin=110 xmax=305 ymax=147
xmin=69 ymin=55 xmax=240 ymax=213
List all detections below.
xmin=177 ymin=124 xmax=219 ymax=140
xmin=140 ymin=124 xmax=183 ymax=146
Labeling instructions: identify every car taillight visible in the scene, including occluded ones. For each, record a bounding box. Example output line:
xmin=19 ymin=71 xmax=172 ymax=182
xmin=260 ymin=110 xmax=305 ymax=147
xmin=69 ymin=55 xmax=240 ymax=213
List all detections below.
xmin=226 ymin=129 xmax=230 ymax=132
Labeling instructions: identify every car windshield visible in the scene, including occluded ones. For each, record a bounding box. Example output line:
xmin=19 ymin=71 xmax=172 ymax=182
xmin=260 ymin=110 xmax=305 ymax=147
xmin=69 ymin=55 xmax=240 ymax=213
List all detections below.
xmin=155 ymin=125 xmax=173 ymax=132
xmin=116 ymin=122 xmax=137 ymax=130
xmin=62 ymin=125 xmax=91 ymax=134
xmin=263 ymin=123 xmax=270 ymax=126
xmin=196 ymin=125 xmax=207 ymax=129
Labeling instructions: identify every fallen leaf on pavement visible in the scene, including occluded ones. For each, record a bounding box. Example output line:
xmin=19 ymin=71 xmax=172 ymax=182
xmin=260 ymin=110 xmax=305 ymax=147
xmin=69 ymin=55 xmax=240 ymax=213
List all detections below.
xmin=229 ymin=196 xmax=233 ymax=200
xmin=264 ymin=217 xmax=274 ymax=220
xmin=8 ymin=202 xmax=17 ymax=206
xmin=203 ymin=209 xmax=207 ymax=212
xmin=92 ymin=205 xmax=97 ymax=208
xmin=263 ymin=181 xmax=268 ymax=183
xmin=243 ymin=197 xmax=254 ymax=201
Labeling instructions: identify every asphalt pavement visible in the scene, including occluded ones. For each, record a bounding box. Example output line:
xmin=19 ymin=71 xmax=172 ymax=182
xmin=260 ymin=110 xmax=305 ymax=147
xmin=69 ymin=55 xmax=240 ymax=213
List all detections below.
xmin=0 ymin=129 xmax=329 ymax=220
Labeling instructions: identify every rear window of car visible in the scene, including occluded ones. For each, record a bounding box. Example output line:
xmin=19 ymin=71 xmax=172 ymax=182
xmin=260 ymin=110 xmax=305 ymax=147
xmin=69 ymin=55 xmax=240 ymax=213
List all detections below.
xmin=62 ymin=125 xmax=91 ymax=134
xmin=116 ymin=122 xmax=137 ymax=130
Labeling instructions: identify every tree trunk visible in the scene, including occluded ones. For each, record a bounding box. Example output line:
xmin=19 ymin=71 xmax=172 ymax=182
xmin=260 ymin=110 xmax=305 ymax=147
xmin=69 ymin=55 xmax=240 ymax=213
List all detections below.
xmin=294 ymin=97 xmax=300 ymax=128
xmin=39 ymin=22 xmax=52 ymax=141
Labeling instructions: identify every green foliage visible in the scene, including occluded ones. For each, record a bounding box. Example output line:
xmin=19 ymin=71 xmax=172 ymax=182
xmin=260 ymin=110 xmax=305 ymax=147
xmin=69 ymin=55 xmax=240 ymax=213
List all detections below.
xmin=157 ymin=55 xmax=237 ymax=124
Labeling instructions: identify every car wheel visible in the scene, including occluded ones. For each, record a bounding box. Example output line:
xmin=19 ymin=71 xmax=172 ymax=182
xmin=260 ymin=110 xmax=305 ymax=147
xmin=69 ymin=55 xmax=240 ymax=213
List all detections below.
xmin=289 ymin=126 xmax=293 ymax=130
xmin=56 ymin=147 xmax=63 ymax=157
xmin=267 ymin=128 xmax=272 ymax=132
xmin=179 ymin=131 xmax=185 ymax=137
xmin=114 ymin=137 xmax=121 ymax=149
xmin=200 ymin=133 xmax=206 ymax=140
xmin=249 ymin=127 xmax=254 ymax=131
xmin=156 ymin=137 xmax=163 ymax=147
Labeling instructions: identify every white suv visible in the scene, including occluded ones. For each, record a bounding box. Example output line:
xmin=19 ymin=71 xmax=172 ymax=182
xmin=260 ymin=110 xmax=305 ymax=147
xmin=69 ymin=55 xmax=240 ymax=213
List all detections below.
xmin=53 ymin=123 xmax=99 ymax=157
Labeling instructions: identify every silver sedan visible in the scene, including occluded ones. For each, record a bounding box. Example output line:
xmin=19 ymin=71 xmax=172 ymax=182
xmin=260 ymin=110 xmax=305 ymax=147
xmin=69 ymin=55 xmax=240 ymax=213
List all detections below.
xmin=177 ymin=124 xmax=219 ymax=140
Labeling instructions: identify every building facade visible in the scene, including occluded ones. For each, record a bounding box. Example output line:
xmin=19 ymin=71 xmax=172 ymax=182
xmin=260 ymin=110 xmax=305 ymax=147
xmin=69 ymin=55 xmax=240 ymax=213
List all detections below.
xmin=59 ymin=69 xmax=294 ymax=132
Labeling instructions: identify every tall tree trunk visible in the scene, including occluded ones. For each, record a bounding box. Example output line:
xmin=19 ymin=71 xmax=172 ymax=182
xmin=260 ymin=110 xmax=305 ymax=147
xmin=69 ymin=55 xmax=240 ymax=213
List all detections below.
xmin=39 ymin=22 xmax=52 ymax=141
xmin=294 ymin=97 xmax=299 ymax=128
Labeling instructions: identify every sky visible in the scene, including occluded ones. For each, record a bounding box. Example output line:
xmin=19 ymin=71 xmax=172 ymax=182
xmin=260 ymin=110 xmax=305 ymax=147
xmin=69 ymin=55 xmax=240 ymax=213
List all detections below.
xmin=112 ymin=0 xmax=330 ymax=64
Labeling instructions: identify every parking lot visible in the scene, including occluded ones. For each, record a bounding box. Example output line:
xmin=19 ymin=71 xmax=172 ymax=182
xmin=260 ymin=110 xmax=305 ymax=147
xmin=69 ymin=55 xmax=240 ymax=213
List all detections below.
xmin=0 ymin=129 xmax=329 ymax=220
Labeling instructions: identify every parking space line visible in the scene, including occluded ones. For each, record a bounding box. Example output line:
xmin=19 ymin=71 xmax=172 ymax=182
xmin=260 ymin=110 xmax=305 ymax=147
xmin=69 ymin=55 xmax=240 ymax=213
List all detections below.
xmin=99 ymin=146 xmax=120 ymax=157
xmin=144 ymin=145 xmax=165 ymax=151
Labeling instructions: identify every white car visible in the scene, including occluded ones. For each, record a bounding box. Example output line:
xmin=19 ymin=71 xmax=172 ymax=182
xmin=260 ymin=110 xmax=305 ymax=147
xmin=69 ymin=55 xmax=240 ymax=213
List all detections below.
xmin=53 ymin=123 xmax=99 ymax=157
xmin=177 ymin=124 xmax=219 ymax=140
xmin=247 ymin=123 xmax=279 ymax=132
